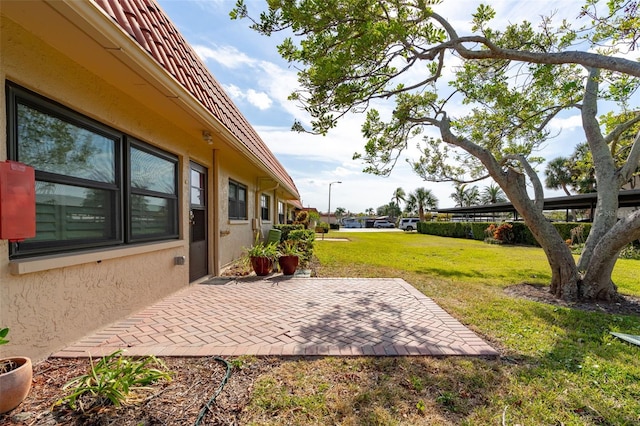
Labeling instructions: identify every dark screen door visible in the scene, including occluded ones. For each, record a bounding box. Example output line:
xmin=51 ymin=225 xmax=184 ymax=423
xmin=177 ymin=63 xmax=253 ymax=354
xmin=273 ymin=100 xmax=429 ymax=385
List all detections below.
xmin=189 ymin=162 xmax=208 ymax=281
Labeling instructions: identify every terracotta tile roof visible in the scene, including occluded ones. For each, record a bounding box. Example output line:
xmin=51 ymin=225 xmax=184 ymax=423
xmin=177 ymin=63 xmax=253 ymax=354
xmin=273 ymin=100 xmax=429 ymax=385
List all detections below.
xmin=93 ymin=0 xmax=299 ymax=199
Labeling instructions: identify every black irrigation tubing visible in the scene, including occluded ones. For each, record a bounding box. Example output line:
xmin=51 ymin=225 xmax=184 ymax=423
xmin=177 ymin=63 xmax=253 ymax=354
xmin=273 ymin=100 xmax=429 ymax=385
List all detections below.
xmin=194 ymin=356 xmax=233 ymax=426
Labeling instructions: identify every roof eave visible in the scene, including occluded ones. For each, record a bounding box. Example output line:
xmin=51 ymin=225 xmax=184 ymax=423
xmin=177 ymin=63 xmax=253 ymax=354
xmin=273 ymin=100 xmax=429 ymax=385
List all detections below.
xmin=53 ymin=0 xmax=300 ymax=199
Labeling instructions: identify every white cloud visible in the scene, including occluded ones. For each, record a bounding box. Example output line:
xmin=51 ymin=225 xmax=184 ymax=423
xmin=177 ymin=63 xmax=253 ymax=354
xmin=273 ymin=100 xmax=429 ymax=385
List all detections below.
xmin=224 ymin=83 xmax=243 ymax=100
xmin=222 ymin=84 xmax=272 ymax=110
xmin=246 ymin=89 xmax=272 ymax=110
xmin=254 ymin=61 xmax=303 ymax=119
xmin=549 ymin=114 xmax=583 ymax=132
xmin=193 ymin=44 xmax=255 ymax=69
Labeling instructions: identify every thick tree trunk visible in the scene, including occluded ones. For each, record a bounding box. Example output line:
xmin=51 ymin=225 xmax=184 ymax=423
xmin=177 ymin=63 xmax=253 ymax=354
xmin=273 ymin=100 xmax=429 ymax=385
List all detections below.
xmin=575 ymin=68 xmax=624 ymax=300
xmin=520 ymin=205 xmax=581 ymax=300
xmin=581 ymin=209 xmax=640 ymax=300
xmin=495 ymin=168 xmax=582 ymax=301
xmin=438 ymin=119 xmax=583 ymax=301
xmin=580 ymin=257 xmax=619 ymax=301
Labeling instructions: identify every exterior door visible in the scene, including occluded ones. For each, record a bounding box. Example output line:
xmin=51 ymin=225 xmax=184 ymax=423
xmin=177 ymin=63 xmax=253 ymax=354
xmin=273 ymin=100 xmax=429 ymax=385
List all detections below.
xmin=189 ymin=162 xmax=208 ymax=281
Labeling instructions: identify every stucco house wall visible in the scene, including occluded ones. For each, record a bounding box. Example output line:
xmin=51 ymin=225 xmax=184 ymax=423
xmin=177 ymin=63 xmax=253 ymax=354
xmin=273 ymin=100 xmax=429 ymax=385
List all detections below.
xmin=0 ymin=1 xmax=300 ymax=362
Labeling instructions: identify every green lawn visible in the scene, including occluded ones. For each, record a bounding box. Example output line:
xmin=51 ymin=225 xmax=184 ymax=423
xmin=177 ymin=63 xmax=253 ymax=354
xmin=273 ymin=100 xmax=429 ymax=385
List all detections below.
xmin=240 ymin=232 xmax=640 ymax=425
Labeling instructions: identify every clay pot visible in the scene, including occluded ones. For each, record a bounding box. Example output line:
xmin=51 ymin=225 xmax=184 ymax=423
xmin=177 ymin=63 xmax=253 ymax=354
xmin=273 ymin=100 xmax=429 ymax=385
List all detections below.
xmin=278 ymin=255 xmax=299 ymax=275
xmin=250 ymin=256 xmax=272 ymax=276
xmin=0 ymin=356 xmax=32 ymax=414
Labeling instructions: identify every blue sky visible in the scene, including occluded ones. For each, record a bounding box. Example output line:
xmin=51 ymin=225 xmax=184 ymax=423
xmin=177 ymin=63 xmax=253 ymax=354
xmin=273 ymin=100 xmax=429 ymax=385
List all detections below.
xmin=156 ymin=0 xmax=634 ymax=212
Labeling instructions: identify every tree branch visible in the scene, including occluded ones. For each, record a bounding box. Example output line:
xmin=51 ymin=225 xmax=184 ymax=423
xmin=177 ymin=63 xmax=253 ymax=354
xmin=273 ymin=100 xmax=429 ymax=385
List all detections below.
xmin=582 ymin=68 xmax=613 ymax=172
xmin=501 ymin=154 xmax=545 ymax=210
xmin=619 ymin=128 xmax=640 ymax=185
xmin=427 ymin=12 xmax=640 ymax=77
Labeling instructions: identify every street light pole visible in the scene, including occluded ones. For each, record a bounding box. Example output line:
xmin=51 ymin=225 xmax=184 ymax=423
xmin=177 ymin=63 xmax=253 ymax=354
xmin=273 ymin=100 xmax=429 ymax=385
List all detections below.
xmin=328 ymin=181 xmax=342 ymax=225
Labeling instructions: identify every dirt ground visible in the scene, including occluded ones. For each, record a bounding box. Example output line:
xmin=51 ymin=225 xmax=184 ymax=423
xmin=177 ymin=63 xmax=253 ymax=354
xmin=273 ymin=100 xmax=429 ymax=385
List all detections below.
xmin=1 ymin=284 xmax=639 ymax=426
xmin=1 ymin=356 xmax=281 ymax=425
xmin=504 ymin=283 xmax=640 ymax=316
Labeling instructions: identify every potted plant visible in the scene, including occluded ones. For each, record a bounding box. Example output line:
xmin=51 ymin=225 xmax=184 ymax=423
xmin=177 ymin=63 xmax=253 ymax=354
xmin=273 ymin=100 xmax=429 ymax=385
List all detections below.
xmin=244 ymin=238 xmax=278 ymax=276
xmin=314 ymin=221 xmax=329 ymax=234
xmin=277 ymin=240 xmax=302 ymax=275
xmin=0 ymin=328 xmax=33 ymax=414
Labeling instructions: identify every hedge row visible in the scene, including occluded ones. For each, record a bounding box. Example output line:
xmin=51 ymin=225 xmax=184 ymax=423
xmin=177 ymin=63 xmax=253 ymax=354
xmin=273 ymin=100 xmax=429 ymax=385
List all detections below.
xmin=417 ymin=221 xmax=592 ymax=246
xmin=273 ymin=224 xmax=305 ymax=241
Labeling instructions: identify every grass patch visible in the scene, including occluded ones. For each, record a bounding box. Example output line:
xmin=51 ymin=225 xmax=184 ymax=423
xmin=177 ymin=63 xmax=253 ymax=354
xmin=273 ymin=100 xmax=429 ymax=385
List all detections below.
xmin=240 ymin=232 xmax=639 ymax=425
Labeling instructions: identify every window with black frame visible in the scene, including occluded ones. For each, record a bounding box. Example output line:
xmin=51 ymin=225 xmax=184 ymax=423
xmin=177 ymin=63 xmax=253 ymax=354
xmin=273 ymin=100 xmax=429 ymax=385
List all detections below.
xmin=128 ymin=143 xmax=178 ymax=241
xmin=278 ymin=201 xmax=285 ymax=224
xmin=6 ymin=82 xmax=179 ymax=258
xmin=260 ymin=194 xmax=270 ymax=221
xmin=228 ymin=180 xmax=247 ymax=220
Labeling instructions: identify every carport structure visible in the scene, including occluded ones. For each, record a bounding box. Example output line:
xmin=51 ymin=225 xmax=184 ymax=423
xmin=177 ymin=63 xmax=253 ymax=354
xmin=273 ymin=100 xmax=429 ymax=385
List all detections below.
xmin=437 ymin=189 xmax=640 ymax=221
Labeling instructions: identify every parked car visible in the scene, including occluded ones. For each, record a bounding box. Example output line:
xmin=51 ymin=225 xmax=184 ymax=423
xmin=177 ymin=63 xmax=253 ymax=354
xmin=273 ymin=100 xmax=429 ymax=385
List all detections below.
xmin=373 ymin=220 xmax=395 ymax=228
xmin=399 ymin=217 xmax=420 ymax=231
xmin=342 ymin=219 xmax=362 ymax=228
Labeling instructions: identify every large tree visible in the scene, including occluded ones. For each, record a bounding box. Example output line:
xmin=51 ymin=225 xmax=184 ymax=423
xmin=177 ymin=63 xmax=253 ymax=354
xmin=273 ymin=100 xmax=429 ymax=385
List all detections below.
xmin=233 ymin=0 xmax=640 ymax=301
xmin=406 ymin=187 xmax=439 ymax=220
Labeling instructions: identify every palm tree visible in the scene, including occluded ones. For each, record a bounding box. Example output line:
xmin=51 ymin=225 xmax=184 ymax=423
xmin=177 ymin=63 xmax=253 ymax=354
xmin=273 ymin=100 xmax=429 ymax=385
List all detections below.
xmin=544 ymin=157 xmax=573 ymax=196
xmin=545 ymin=156 xmax=583 ymax=220
xmin=408 ymin=187 xmax=439 ymax=221
xmin=334 ymin=206 xmax=346 ymax=220
xmin=365 ymin=207 xmax=375 ymax=216
xmin=481 ymin=183 xmax=507 ymax=204
xmin=465 ymin=186 xmax=480 ymax=206
xmin=451 ymin=184 xmax=480 ymax=207
xmin=404 ymin=195 xmax=418 ymax=216
xmin=377 ymin=202 xmax=401 ymax=219
xmin=391 ymin=187 xmax=406 ymax=211
xmin=450 ymin=184 xmax=467 ymax=207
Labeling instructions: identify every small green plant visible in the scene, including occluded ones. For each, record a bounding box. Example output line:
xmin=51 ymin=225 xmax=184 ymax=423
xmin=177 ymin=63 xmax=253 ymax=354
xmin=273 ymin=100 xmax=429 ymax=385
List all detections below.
xmin=243 ymin=237 xmax=279 ymax=260
xmin=409 ymin=375 xmax=424 ymax=392
xmin=278 ymin=239 xmax=302 ymax=257
xmin=0 ymin=328 xmax=14 ymax=374
xmin=55 ymin=350 xmax=172 ymax=412
xmin=435 ymin=391 xmax=458 ymax=412
xmin=0 ymin=327 xmax=9 ymax=345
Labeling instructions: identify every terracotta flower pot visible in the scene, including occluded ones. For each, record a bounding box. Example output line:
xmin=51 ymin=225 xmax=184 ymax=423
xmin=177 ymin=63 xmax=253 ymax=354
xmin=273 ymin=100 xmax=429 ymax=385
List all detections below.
xmin=0 ymin=356 xmax=32 ymax=414
xmin=250 ymin=256 xmax=272 ymax=276
xmin=278 ymin=255 xmax=299 ymax=275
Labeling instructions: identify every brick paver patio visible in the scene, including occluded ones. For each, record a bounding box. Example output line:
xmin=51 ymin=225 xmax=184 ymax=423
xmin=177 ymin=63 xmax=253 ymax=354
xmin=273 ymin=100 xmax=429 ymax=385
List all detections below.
xmin=53 ymin=277 xmax=498 ymax=358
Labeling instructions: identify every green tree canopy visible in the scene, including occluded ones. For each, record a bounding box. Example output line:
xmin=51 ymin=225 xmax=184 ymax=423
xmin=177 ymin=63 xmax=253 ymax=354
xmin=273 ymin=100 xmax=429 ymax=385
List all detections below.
xmin=233 ymin=0 xmax=640 ymax=302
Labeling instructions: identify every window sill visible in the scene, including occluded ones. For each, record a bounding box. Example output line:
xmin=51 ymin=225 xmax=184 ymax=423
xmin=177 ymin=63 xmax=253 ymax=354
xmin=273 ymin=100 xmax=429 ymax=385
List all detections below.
xmin=228 ymin=219 xmax=249 ymax=224
xmin=9 ymin=240 xmax=185 ymax=275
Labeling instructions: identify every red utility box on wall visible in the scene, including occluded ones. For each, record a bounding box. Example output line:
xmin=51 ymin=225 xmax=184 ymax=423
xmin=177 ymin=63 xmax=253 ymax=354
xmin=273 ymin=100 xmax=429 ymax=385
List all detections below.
xmin=0 ymin=161 xmax=36 ymax=242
